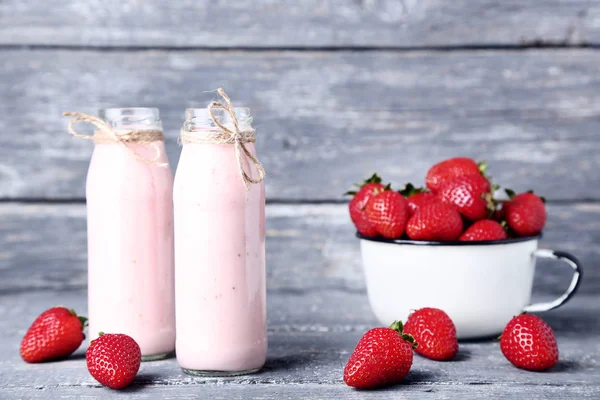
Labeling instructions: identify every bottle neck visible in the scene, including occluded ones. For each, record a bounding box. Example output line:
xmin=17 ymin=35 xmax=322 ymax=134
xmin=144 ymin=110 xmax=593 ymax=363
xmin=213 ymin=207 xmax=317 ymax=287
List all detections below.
xmin=183 ymin=107 xmax=253 ymax=133
xmin=99 ymin=108 xmax=162 ymax=131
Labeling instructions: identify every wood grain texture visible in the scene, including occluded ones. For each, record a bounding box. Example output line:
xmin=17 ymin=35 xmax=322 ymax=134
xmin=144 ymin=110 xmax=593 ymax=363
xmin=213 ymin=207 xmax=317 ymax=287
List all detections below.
xmin=2 ymin=385 xmax=599 ymax=400
xmin=0 ymin=0 xmax=599 ymax=48
xmin=0 ymin=49 xmax=599 ymax=200
xmin=0 ymin=290 xmax=598 ymax=398
xmin=1 ymin=203 xmax=598 ymax=295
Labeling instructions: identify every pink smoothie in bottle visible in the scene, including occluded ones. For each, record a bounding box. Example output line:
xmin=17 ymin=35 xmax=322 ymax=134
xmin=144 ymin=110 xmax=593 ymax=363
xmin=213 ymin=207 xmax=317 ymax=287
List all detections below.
xmin=174 ymin=104 xmax=267 ymax=376
xmin=85 ymin=108 xmax=175 ymax=360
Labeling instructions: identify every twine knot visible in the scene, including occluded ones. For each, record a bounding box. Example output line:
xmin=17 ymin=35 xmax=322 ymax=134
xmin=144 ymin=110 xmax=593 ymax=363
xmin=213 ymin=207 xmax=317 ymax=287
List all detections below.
xmin=62 ymin=111 xmax=167 ymax=167
xmin=179 ymin=88 xmax=266 ymax=191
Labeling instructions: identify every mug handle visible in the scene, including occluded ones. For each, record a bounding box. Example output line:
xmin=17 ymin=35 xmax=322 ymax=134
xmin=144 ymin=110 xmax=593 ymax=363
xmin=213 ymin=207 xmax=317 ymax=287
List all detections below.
xmin=523 ymin=249 xmax=583 ymax=313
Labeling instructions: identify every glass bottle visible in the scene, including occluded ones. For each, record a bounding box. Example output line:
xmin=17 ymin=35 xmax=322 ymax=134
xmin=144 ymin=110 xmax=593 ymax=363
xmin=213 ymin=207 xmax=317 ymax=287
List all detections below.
xmin=174 ymin=106 xmax=267 ymax=376
xmin=86 ymin=108 xmax=175 ymax=360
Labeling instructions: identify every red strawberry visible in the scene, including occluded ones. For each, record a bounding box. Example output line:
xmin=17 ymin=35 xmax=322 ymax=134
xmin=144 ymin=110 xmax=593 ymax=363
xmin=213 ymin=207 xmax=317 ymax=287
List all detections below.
xmin=407 ymin=192 xmax=439 ymax=216
xmin=503 ymin=191 xmax=547 ymax=236
xmin=86 ymin=333 xmax=141 ymax=390
xmin=500 ymin=314 xmax=558 ymax=371
xmin=492 ymin=206 xmax=505 ymax=223
xmin=20 ymin=307 xmax=86 ymax=363
xmin=344 ymin=321 xmax=416 ymax=389
xmin=403 ymin=308 xmax=458 ymax=361
xmin=438 ymin=174 xmax=493 ymax=221
xmin=459 ymin=220 xmax=508 ymax=241
xmin=364 ymin=190 xmax=409 ymax=239
xmin=347 ymin=174 xmax=386 ymax=237
xmin=399 ymin=184 xmax=440 ymax=216
xmin=426 ymin=157 xmax=485 ymax=193
xmin=406 ymin=203 xmax=463 ymax=241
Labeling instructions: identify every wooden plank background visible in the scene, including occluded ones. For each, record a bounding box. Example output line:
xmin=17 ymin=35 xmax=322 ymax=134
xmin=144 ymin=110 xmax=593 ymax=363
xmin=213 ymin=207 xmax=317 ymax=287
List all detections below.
xmin=0 ymin=4 xmax=596 ymax=296
xmin=0 ymin=1 xmax=599 ymax=396
xmin=1 ymin=203 xmax=598 ymax=295
xmin=1 ymin=0 xmax=600 ymax=47
xmin=0 ymin=0 xmax=597 ymax=290
xmin=1 ymin=49 xmax=599 ymax=200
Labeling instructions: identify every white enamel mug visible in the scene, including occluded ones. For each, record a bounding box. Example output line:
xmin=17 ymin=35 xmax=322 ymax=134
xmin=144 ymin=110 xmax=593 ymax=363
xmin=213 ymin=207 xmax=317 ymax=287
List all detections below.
xmin=359 ymin=235 xmax=582 ymax=339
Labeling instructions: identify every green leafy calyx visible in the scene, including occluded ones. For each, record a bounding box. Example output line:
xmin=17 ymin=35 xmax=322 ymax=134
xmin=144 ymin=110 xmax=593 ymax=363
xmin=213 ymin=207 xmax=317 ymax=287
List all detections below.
xmin=389 ymin=320 xmax=418 ymax=349
xmin=364 ymin=173 xmax=383 ymax=185
xmin=399 ymin=183 xmax=426 ymax=197
xmin=69 ymin=308 xmax=88 ymax=329
xmin=478 ymin=160 xmax=489 ymax=176
xmin=389 ymin=320 xmax=404 ymax=333
xmin=78 ymin=316 xmax=88 ymax=329
xmin=482 ymin=192 xmax=496 ymax=214
xmin=344 ymin=173 xmax=384 ymax=196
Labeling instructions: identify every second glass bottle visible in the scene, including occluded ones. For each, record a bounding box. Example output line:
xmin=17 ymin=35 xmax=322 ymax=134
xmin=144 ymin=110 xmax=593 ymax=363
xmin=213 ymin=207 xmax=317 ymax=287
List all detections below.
xmin=174 ymin=105 xmax=267 ymax=376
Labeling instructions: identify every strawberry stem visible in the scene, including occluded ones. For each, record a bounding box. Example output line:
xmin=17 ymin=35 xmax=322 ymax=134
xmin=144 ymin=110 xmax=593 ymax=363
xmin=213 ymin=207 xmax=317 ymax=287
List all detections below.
xmin=365 ymin=173 xmax=383 ymax=185
xmin=389 ymin=320 xmax=419 ymax=349
xmin=478 ymin=160 xmax=488 ymax=174
xmin=344 ymin=173 xmax=384 ymax=197
xmin=389 ymin=320 xmax=404 ymax=333
xmin=398 ymin=183 xmax=426 ymax=197
xmin=402 ymin=334 xmax=418 ymax=349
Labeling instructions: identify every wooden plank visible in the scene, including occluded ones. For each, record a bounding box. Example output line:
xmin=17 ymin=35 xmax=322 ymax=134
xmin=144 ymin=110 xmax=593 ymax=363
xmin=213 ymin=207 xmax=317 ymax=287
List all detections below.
xmin=0 ymin=1 xmax=599 ymax=47
xmin=1 ymin=383 xmax=599 ymax=400
xmin=1 ymin=290 xmax=599 ymax=398
xmin=0 ymin=49 xmax=599 ymax=200
xmin=2 ymin=384 xmax=599 ymax=400
xmin=1 ymin=203 xmax=598 ymax=295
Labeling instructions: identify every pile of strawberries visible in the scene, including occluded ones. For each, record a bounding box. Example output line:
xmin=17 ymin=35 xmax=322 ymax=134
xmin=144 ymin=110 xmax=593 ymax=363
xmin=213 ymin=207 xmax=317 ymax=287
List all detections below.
xmin=20 ymin=307 xmax=141 ymax=390
xmin=347 ymin=157 xmax=547 ymax=241
xmin=344 ymin=308 xmax=559 ymax=390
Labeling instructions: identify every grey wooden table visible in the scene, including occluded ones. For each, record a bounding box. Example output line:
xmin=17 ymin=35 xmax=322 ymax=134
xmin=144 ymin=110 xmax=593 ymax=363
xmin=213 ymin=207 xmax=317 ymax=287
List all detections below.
xmin=1 ymin=1 xmax=600 ymax=398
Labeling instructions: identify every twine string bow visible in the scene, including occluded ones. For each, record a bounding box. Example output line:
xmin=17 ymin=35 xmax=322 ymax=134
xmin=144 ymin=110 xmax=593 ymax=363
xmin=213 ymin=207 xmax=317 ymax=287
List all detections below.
xmin=62 ymin=111 xmax=167 ymax=167
xmin=180 ymin=88 xmax=265 ymax=191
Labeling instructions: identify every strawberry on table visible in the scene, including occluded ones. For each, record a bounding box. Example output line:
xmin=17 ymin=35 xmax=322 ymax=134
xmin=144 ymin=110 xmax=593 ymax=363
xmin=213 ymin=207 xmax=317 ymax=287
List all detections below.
xmin=346 ymin=174 xmax=386 ymax=237
xmin=86 ymin=333 xmax=141 ymax=390
xmin=503 ymin=190 xmax=547 ymax=237
xmin=404 ymin=308 xmax=458 ymax=361
xmin=438 ymin=174 xmax=493 ymax=221
xmin=426 ymin=157 xmax=486 ymax=193
xmin=459 ymin=220 xmax=508 ymax=241
xmin=344 ymin=321 xmax=417 ymax=389
xmin=500 ymin=314 xmax=558 ymax=371
xmin=406 ymin=203 xmax=463 ymax=241
xmin=20 ymin=307 xmax=87 ymax=363
xmin=364 ymin=190 xmax=409 ymax=239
